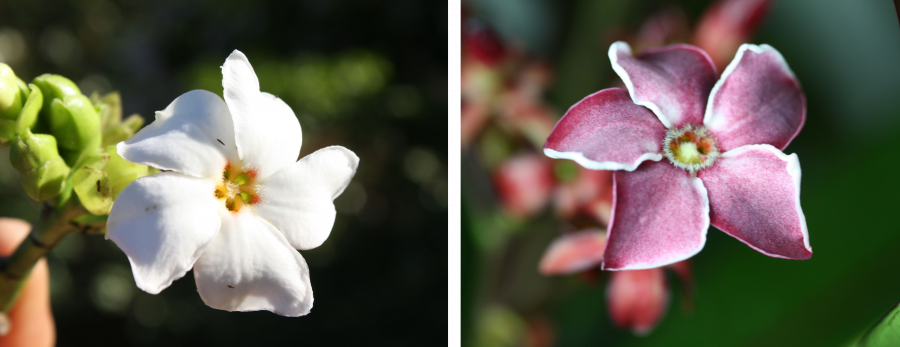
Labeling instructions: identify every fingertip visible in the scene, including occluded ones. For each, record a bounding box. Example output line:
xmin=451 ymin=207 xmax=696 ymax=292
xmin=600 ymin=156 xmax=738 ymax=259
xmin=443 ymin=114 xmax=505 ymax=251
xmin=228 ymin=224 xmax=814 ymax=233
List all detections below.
xmin=1 ymin=259 xmax=54 ymax=347
xmin=0 ymin=219 xmax=31 ymax=255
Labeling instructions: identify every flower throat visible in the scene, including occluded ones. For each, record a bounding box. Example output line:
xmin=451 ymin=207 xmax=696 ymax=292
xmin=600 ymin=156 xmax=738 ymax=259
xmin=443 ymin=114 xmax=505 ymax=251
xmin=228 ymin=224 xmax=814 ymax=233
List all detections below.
xmin=215 ymin=163 xmax=260 ymax=212
xmin=662 ymin=124 xmax=720 ymax=174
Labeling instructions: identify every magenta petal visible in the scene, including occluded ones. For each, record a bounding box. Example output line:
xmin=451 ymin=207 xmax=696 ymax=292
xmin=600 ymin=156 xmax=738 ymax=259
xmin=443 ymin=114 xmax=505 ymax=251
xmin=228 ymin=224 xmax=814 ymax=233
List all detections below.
xmin=603 ymin=161 xmax=709 ymax=270
xmin=697 ymin=144 xmax=811 ymax=259
xmin=704 ymin=44 xmax=805 ymax=151
xmin=544 ymin=88 xmax=665 ymax=171
xmin=609 ymin=41 xmax=717 ymax=128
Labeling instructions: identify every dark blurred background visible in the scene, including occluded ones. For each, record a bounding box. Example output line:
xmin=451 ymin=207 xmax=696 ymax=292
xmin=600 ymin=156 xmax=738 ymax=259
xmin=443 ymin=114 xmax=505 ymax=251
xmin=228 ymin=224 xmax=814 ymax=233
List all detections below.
xmin=462 ymin=0 xmax=900 ymax=346
xmin=0 ymin=0 xmax=447 ymax=345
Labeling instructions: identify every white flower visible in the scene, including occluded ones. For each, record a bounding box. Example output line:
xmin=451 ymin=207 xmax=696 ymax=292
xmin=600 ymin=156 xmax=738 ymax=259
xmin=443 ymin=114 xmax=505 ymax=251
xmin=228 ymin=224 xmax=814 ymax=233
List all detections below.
xmin=106 ymin=50 xmax=359 ymax=316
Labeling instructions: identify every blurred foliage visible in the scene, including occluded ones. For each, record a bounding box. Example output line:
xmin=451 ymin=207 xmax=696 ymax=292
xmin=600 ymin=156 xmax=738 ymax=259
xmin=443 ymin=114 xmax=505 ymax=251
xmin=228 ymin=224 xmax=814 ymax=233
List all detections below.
xmin=184 ymin=51 xmax=396 ymax=120
xmin=0 ymin=0 xmax=447 ymax=345
xmin=463 ymin=0 xmax=900 ymax=346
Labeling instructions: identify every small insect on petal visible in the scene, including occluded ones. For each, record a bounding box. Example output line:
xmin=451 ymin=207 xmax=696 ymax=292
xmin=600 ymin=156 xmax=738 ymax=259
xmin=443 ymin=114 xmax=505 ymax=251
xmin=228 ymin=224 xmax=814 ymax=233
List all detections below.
xmin=217 ymin=139 xmax=224 ymax=146
xmin=96 ymin=180 xmax=101 ymax=192
xmin=227 ymin=285 xmax=235 ymax=289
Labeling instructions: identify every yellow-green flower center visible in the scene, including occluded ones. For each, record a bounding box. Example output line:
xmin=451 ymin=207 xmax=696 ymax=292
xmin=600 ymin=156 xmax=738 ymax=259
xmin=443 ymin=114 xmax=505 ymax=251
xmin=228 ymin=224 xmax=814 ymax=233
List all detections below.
xmin=662 ymin=124 xmax=720 ymax=174
xmin=215 ymin=164 xmax=259 ymax=212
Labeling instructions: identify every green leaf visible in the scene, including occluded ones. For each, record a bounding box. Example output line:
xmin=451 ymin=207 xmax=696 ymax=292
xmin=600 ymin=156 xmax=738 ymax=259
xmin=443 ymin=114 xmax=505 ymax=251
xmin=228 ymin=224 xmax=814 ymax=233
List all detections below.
xmin=857 ymin=302 xmax=900 ymax=347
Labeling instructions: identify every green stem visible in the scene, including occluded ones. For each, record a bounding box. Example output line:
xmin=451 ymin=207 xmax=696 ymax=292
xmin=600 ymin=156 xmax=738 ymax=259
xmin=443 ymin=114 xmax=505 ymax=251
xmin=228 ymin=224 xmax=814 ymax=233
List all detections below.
xmin=0 ymin=198 xmax=86 ymax=313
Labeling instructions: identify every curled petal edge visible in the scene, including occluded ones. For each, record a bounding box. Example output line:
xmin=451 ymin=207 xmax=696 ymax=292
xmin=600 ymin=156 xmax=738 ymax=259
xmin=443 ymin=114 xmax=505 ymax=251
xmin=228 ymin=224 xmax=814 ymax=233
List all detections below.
xmin=544 ymin=148 xmax=662 ymax=172
xmin=703 ymin=43 xmax=803 ymax=136
xmin=608 ymin=41 xmax=716 ymax=129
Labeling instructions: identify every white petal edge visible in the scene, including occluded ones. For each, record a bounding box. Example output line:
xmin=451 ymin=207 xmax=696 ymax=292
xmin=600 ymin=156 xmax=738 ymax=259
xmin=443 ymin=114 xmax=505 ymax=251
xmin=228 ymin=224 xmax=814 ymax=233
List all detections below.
xmin=253 ymin=146 xmax=359 ymax=250
xmin=544 ymin=147 xmax=662 ymax=172
xmin=703 ymin=44 xmax=799 ymax=129
xmin=106 ymin=172 xmax=221 ymax=294
xmin=222 ymin=50 xmax=302 ymax=180
xmin=193 ymin=210 xmax=313 ymax=317
xmin=715 ymin=144 xmax=811 ymax=257
xmin=117 ymin=90 xmax=240 ymax=179
xmin=602 ymin=174 xmax=710 ymax=271
xmin=608 ymin=41 xmax=672 ymax=129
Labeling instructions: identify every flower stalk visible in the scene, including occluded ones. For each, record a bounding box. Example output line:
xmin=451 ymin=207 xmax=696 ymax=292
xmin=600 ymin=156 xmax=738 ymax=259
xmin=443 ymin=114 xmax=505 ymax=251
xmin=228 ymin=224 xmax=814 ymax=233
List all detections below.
xmin=0 ymin=198 xmax=87 ymax=313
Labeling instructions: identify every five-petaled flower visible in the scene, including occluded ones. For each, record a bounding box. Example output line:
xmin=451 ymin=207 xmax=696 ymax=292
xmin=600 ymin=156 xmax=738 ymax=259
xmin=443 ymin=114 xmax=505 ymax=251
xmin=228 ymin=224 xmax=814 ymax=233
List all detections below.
xmin=544 ymin=41 xmax=810 ymax=270
xmin=107 ymin=50 xmax=359 ymax=316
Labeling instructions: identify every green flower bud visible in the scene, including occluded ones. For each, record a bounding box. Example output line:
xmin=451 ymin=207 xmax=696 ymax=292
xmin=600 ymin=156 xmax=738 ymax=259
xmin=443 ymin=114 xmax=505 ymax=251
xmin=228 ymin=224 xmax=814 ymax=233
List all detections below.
xmin=48 ymin=94 xmax=101 ymax=166
xmin=0 ymin=65 xmax=28 ymax=143
xmin=101 ymin=114 xmax=144 ymax=147
xmin=9 ymin=129 xmax=70 ymax=201
xmin=0 ymin=64 xmax=24 ymax=121
xmin=71 ymin=149 xmax=112 ymax=215
xmin=32 ymin=74 xmax=80 ymax=112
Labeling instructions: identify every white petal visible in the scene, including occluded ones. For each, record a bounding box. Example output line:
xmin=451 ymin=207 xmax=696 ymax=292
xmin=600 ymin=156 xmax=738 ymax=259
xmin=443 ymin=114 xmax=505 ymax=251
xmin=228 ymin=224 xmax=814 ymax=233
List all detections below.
xmin=107 ymin=172 xmax=221 ymax=294
xmin=117 ymin=90 xmax=239 ymax=179
xmin=222 ymin=50 xmax=302 ymax=180
xmin=253 ymin=146 xmax=359 ymax=250
xmin=193 ymin=210 xmax=313 ymax=316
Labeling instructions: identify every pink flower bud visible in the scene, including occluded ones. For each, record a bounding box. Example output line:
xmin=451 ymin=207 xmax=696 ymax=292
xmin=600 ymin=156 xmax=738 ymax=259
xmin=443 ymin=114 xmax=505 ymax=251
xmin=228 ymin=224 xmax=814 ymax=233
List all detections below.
xmin=692 ymin=0 xmax=772 ymax=71
xmin=493 ymin=153 xmax=556 ymax=218
xmin=463 ymin=20 xmax=506 ymax=66
xmin=607 ymin=268 xmax=668 ymax=335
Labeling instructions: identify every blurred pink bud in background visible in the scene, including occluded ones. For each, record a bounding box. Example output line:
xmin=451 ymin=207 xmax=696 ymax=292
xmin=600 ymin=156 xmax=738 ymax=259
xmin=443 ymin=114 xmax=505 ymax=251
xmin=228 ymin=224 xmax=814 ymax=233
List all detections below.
xmin=606 ymin=268 xmax=669 ymax=335
xmin=463 ymin=19 xmax=507 ymax=67
xmin=493 ymin=153 xmax=556 ymax=218
xmin=553 ymin=168 xmax=613 ymax=226
xmin=692 ymin=0 xmax=772 ymax=71
xmin=539 ymin=229 xmax=607 ymax=275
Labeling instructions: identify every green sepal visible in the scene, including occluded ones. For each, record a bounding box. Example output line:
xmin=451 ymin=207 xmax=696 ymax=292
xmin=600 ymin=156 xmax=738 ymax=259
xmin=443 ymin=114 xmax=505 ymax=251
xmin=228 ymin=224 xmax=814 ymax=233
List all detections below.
xmin=48 ymin=94 xmax=101 ymax=166
xmin=14 ymin=76 xmax=29 ymax=98
xmin=91 ymin=91 xmax=122 ymax=129
xmin=15 ymin=84 xmax=42 ymax=136
xmin=32 ymin=74 xmax=80 ymax=113
xmin=9 ymin=129 xmax=70 ymax=202
xmin=71 ymin=149 xmax=113 ymax=215
xmin=101 ymin=114 xmax=144 ymax=147
xmin=103 ymin=145 xmax=150 ymax=199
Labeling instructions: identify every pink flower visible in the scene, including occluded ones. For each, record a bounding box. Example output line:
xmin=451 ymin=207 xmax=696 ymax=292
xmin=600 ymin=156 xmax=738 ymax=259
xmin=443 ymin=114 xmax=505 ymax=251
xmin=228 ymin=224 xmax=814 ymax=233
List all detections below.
xmin=544 ymin=42 xmax=810 ymax=270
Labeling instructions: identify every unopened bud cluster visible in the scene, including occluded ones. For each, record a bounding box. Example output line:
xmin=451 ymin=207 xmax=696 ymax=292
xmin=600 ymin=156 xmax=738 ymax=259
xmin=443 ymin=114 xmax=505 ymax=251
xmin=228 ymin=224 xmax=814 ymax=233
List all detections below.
xmin=1 ymin=63 xmax=151 ymax=217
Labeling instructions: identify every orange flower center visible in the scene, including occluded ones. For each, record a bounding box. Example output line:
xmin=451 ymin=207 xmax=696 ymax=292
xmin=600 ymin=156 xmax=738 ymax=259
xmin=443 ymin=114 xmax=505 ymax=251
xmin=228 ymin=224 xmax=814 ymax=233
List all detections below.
xmin=215 ymin=163 xmax=260 ymax=212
